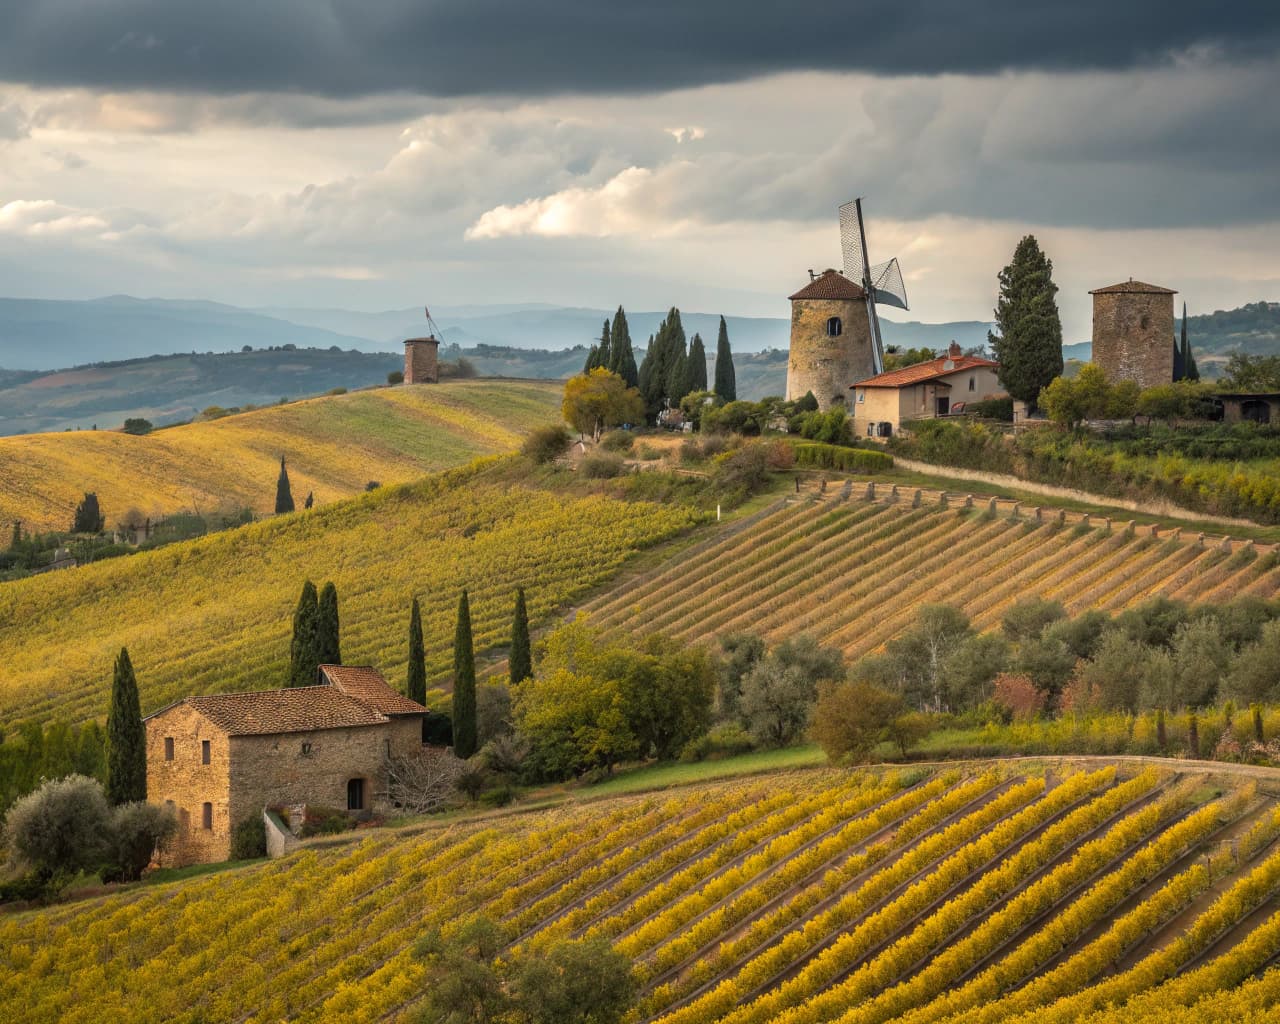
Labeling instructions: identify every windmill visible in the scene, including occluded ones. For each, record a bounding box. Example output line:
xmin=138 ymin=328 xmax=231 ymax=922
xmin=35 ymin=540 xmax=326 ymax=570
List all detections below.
xmin=838 ymin=199 xmax=909 ymax=375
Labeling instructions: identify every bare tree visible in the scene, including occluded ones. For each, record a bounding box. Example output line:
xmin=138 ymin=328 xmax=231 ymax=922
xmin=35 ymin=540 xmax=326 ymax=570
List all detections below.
xmin=385 ymin=749 xmax=465 ymax=814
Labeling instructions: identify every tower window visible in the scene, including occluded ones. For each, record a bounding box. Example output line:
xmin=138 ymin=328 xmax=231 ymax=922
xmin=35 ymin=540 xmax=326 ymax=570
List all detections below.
xmin=164 ymin=737 xmax=174 ymax=761
xmin=826 ymin=317 xmax=843 ymax=337
xmin=201 ymin=740 xmax=210 ymax=765
xmin=201 ymin=803 xmax=213 ymax=830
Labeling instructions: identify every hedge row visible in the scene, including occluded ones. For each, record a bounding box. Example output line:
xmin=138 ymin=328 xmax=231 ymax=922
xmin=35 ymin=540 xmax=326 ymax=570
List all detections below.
xmin=793 ymin=443 xmax=894 ymax=474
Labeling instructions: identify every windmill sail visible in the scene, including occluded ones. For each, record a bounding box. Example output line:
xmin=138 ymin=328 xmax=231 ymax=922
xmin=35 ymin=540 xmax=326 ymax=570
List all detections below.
xmin=838 ymin=198 xmax=909 ymax=376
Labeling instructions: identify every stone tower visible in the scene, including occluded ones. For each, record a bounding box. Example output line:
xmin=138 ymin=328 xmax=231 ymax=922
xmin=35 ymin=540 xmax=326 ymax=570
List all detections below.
xmin=786 ymin=269 xmax=875 ymax=410
xmin=1089 ymin=280 xmax=1177 ymax=389
xmin=403 ymin=336 xmax=440 ymax=384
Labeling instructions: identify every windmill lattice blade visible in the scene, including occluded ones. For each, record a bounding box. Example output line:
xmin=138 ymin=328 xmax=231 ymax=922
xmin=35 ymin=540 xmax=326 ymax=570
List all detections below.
xmin=870 ymin=257 xmax=909 ymax=310
xmin=838 ymin=201 xmax=866 ymax=285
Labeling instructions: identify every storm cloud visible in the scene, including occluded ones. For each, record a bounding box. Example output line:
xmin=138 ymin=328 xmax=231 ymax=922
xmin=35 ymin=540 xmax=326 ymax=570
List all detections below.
xmin=2 ymin=0 xmax=1278 ymax=98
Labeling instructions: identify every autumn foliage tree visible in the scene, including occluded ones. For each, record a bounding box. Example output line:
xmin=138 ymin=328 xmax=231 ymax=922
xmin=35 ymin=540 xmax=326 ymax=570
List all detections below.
xmin=562 ymin=368 xmax=645 ymax=441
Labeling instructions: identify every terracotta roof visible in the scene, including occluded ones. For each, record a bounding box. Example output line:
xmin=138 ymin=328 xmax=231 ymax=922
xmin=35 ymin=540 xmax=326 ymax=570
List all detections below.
xmin=854 ymin=354 xmax=999 ymax=389
xmin=1089 ymin=280 xmax=1177 ymax=295
xmin=180 ymin=687 xmax=390 ymax=736
xmin=319 ymin=665 xmax=427 ymax=716
xmin=789 ymin=269 xmax=867 ymax=301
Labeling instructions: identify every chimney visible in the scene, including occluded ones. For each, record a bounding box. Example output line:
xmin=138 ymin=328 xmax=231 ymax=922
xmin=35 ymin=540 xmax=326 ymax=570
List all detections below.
xmin=948 ymin=341 xmax=962 ymax=359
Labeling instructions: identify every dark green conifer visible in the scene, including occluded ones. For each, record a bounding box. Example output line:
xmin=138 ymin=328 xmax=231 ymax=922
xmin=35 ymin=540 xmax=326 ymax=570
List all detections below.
xmin=106 ymin=647 xmax=146 ymax=805
xmin=316 ymin=582 xmax=341 ymax=665
xmin=407 ymin=596 xmax=426 ymax=704
xmin=288 ymin=580 xmax=320 ymax=687
xmin=598 ymin=319 xmax=612 ymax=373
xmin=275 ymin=456 xmax=295 ymax=514
xmin=609 ymin=306 xmax=639 ymax=387
xmin=9 ymin=520 xmax=20 ymax=550
xmin=510 ymin=587 xmax=532 ymax=685
xmin=452 ymin=589 xmax=478 ymax=758
xmin=688 ymin=332 xmax=708 ymax=393
xmin=988 ymin=235 xmax=1063 ymax=408
xmin=714 ymin=316 xmax=737 ymax=401
xmin=72 ymin=492 xmax=105 ymax=533
xmin=1181 ymin=302 xmax=1199 ymax=381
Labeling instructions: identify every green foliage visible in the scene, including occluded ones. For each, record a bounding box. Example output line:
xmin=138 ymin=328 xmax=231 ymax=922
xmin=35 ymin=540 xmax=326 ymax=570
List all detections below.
xmin=883 ymin=604 xmax=975 ymax=711
xmin=718 ymin=632 xmax=766 ymax=719
xmin=287 ymin=580 xmax=320 ymax=688
xmin=476 ymin=681 xmax=514 ymax=747
xmin=71 ymin=492 xmax=104 ymax=533
xmin=275 ymin=455 xmax=295 ymax=514
xmin=581 ymin=451 xmax=627 ymax=479
xmin=2 ymin=774 xmax=112 ymax=888
xmin=599 ymin=429 xmax=635 ymax=452
xmin=739 ymin=636 xmax=844 ymax=747
xmin=940 ymin=632 xmax=1011 ymax=709
xmin=1001 ymin=598 xmax=1067 ymax=644
xmin=882 ymin=346 xmax=937 ymax=371
xmin=687 ymin=333 xmax=709 ymax=394
xmin=509 ymin=933 xmax=635 ymax=1024
xmin=1222 ymin=351 xmax=1280 ymax=391
xmin=609 ymin=307 xmax=639 ymax=388
xmin=637 ymin=308 xmax=688 ymax=421
xmin=522 ymin=423 xmax=572 ymax=463
xmin=106 ymin=801 xmax=178 ymax=882
xmin=795 ymin=408 xmax=853 ymax=445
xmin=316 ymin=581 xmax=341 ymax=666
xmin=989 ymin=235 xmax=1064 ymax=406
xmin=230 ymin=814 xmax=267 ymax=860
xmin=811 ymin=680 xmax=905 ymax=763
xmin=406 ymin=596 xmax=426 ymax=704
xmin=714 ymin=316 xmax=736 ymax=402
xmin=453 ymin=590 xmax=478 ymax=759
xmin=702 ymin=399 xmax=767 ymax=436
xmin=562 ymin=369 xmax=646 ymax=440
xmin=121 ymin=418 xmax=153 ymax=435
xmin=387 ymin=370 xmax=404 ymax=385
xmin=792 ymin=442 xmax=893 ymax=473
xmin=966 ymin=395 xmax=1014 ymax=421
xmin=509 ymin=588 xmax=532 ymax=686
xmin=106 ymin=647 xmax=145 ymax=805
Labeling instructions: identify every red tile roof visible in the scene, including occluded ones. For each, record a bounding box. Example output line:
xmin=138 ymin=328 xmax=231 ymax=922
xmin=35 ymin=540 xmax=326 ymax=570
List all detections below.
xmin=1089 ymin=280 xmax=1177 ymax=295
xmin=854 ymin=354 xmax=999 ymax=389
xmin=319 ymin=665 xmax=427 ymax=716
xmin=789 ymin=269 xmax=867 ymax=301
xmin=181 ymin=687 xmax=390 ymax=736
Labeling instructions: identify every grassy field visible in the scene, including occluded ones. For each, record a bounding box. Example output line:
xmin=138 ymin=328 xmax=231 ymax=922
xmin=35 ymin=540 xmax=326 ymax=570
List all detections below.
xmin=5 ymin=760 xmax=1280 ymax=1022
xmin=0 ymin=379 xmax=562 ymax=533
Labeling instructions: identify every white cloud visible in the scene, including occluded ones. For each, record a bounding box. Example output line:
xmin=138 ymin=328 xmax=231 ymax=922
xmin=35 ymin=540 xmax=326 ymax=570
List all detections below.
xmin=666 ymin=125 xmax=706 ymax=143
xmin=0 ymin=199 xmax=109 ymax=237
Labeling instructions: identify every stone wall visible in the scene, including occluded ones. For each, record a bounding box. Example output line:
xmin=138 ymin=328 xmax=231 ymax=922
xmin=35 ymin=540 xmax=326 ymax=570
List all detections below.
xmin=403 ymin=338 xmax=439 ymax=384
xmin=786 ymin=298 xmax=875 ymax=410
xmin=146 ymin=704 xmax=232 ymax=865
xmin=1092 ymin=292 xmax=1175 ymax=389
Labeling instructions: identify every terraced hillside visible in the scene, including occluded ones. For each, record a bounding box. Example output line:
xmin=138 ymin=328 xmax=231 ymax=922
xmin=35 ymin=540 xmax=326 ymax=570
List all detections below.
xmin=0 ymin=379 xmax=561 ymax=532
xmin=5 ymin=761 xmax=1280 ymax=1023
xmin=578 ymin=487 xmax=1280 ymax=660
xmin=0 ymin=460 xmax=701 ymax=730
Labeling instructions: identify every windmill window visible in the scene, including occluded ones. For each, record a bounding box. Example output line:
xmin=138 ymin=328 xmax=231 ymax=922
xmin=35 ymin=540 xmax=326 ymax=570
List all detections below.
xmin=201 ymin=803 xmax=213 ymax=830
xmin=826 ymin=317 xmax=842 ymax=337
xmin=164 ymin=737 xmax=174 ymax=761
xmin=201 ymin=740 xmax=210 ymax=765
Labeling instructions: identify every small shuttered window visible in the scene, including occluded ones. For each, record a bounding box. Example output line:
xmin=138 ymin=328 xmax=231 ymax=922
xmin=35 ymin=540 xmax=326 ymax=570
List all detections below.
xmin=201 ymin=803 xmax=213 ymax=830
xmin=201 ymin=739 xmax=211 ymax=765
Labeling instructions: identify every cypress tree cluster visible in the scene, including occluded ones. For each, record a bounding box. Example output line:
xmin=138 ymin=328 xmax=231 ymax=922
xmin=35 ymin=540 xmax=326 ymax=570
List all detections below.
xmin=288 ymin=580 xmax=341 ymax=686
xmin=316 ymin=582 xmax=341 ymax=666
xmin=687 ymin=333 xmax=709 ymax=394
xmin=609 ymin=306 xmax=639 ymax=387
xmin=452 ymin=589 xmax=478 ymax=758
xmin=638 ymin=307 xmax=710 ymax=419
xmin=106 ymin=647 xmax=146 ymax=805
xmin=1176 ymin=302 xmax=1200 ymax=382
xmin=988 ymin=235 xmax=1064 ymax=407
xmin=510 ymin=587 xmax=532 ymax=686
xmin=584 ymin=319 xmax=613 ymax=373
xmin=275 ymin=456 xmax=295 ymax=514
xmin=72 ymin=492 xmax=105 ymax=534
xmin=714 ymin=316 xmax=737 ymax=402
xmin=406 ymin=596 xmax=426 ymax=704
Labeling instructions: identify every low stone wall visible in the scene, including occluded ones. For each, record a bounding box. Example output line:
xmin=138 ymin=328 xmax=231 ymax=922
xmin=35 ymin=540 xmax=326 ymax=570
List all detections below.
xmin=264 ymin=809 xmax=299 ymax=860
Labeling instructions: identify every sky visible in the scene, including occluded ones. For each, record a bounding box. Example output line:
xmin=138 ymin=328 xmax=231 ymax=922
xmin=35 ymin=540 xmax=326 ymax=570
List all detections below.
xmin=1 ymin=1 xmax=1278 ymax=341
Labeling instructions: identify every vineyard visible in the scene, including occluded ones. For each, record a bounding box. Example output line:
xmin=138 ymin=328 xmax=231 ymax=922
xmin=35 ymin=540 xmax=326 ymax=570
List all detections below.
xmin=0 ymin=380 xmax=561 ymax=532
xmin=0 ymin=459 xmax=701 ymax=730
xmin=577 ymin=487 xmax=1280 ymax=661
xmin=5 ymin=761 xmax=1280 ymax=1022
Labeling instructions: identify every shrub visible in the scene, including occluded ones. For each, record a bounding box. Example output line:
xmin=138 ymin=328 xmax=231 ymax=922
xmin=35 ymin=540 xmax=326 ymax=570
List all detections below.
xmin=299 ymin=806 xmax=351 ymax=837
xmin=122 ymin=418 xmax=153 ymax=435
xmin=811 ymin=679 xmax=904 ymax=763
xmin=992 ymin=672 xmax=1045 ymax=722
xmin=522 ymin=424 xmax=572 ymax=464
xmin=967 ymin=396 xmax=1014 ymax=421
xmin=581 ymin=451 xmax=626 ymax=479
xmin=2 ymin=775 xmax=112 ymax=887
xmin=325 ymin=387 xmax=348 ymax=396
xmin=230 ymin=814 xmax=268 ymax=860
xmin=599 ymin=430 xmax=635 ymax=453
xmin=793 ymin=442 xmax=893 ymax=473
xmin=387 ymin=370 xmax=404 ymax=385
xmin=635 ymin=443 xmax=662 ymax=461
xmin=679 ymin=438 xmax=704 ymax=464
xmin=105 ymin=802 xmax=178 ymax=882
xmin=680 ymin=723 xmax=757 ymax=762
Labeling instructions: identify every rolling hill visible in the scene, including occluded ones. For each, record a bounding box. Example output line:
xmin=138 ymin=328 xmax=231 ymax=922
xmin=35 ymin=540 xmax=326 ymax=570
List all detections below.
xmin=4 ymin=761 xmax=1280 ymax=1022
xmin=0 ymin=379 xmax=561 ymax=534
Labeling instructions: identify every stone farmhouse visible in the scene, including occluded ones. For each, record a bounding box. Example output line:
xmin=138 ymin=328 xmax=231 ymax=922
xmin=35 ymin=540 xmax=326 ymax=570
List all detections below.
xmin=851 ymin=342 xmax=1003 ymax=437
xmin=145 ymin=665 xmax=429 ymax=865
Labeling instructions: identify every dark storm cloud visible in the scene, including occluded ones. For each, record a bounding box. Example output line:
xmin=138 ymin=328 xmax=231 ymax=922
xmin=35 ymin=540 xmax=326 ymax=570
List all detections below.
xmin=2 ymin=0 xmax=1278 ymax=97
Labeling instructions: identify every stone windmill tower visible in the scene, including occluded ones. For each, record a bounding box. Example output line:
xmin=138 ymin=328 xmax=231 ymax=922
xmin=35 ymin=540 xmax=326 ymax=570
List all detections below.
xmin=403 ymin=306 xmax=442 ymax=384
xmin=1089 ymin=280 xmax=1177 ymax=389
xmin=786 ymin=199 xmax=909 ymax=411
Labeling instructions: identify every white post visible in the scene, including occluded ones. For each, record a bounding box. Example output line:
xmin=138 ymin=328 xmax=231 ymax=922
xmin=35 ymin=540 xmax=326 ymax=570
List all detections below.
xmin=717 ymin=504 xmax=721 ymax=522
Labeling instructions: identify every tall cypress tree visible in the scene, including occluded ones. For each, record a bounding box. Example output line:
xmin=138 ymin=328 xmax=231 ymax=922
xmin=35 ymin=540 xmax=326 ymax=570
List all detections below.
xmin=288 ymin=580 xmax=320 ymax=687
xmin=688 ymin=332 xmax=708 ymax=393
xmin=610 ymin=306 xmax=639 ymax=387
xmin=509 ymin=587 xmax=532 ymax=685
xmin=106 ymin=647 xmax=146 ymax=805
xmin=406 ymin=596 xmax=426 ymax=704
xmin=452 ymin=589 xmax=478 ymax=758
xmin=1181 ymin=302 xmax=1199 ymax=381
xmin=598 ymin=320 xmax=612 ymax=372
xmin=582 ymin=344 xmax=599 ymax=374
xmin=988 ymin=235 xmax=1063 ymax=407
xmin=316 ymin=581 xmax=341 ymax=666
xmin=714 ymin=316 xmax=737 ymax=401
xmin=275 ymin=456 xmax=295 ymax=514
xmin=667 ymin=343 xmax=690 ymax=406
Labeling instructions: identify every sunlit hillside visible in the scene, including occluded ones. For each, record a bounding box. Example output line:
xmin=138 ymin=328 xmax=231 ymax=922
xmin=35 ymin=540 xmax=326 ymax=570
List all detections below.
xmin=5 ymin=761 xmax=1280 ymax=1023
xmin=0 ymin=380 xmax=561 ymax=533
xmin=0 ymin=459 xmax=701 ymax=730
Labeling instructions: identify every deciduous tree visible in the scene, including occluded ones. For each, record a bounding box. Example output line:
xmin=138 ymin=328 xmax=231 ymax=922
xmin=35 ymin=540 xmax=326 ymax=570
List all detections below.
xmin=562 ymin=369 xmax=645 ymax=441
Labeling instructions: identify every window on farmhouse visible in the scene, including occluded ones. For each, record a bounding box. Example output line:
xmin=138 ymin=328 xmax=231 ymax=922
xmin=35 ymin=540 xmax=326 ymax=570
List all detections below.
xmin=969 ymin=376 xmax=976 ymax=392
xmin=300 ymin=741 xmax=312 ymax=756
xmin=826 ymin=316 xmax=842 ymax=337
xmin=201 ymin=739 xmax=210 ymax=765
xmin=201 ymin=802 xmax=213 ymax=829
xmin=164 ymin=737 xmax=174 ymax=761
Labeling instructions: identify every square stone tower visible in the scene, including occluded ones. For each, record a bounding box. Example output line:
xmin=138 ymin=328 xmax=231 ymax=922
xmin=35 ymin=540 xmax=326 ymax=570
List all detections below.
xmin=786 ymin=269 xmax=875 ymax=411
xmin=403 ymin=336 xmax=440 ymax=384
xmin=1089 ymin=280 xmax=1176 ymax=389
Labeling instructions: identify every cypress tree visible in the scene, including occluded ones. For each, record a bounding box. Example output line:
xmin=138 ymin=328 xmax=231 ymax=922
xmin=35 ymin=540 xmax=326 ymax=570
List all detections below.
xmin=988 ymin=235 xmax=1064 ymax=408
xmin=72 ymin=492 xmax=105 ymax=533
xmin=610 ymin=306 xmax=639 ymax=387
xmin=1181 ymin=303 xmax=1199 ymax=381
xmin=688 ymin=332 xmax=708 ymax=393
xmin=106 ymin=647 xmax=146 ymax=805
xmin=407 ymin=596 xmax=426 ymax=704
xmin=667 ymin=343 xmax=690 ymax=405
xmin=304 ymin=492 xmax=314 ymax=510
xmin=510 ymin=587 xmax=532 ymax=685
xmin=714 ymin=316 xmax=737 ymax=401
xmin=9 ymin=520 xmax=20 ymax=550
xmin=452 ymin=589 xmax=478 ymax=758
xmin=288 ymin=580 xmax=320 ymax=687
xmin=316 ymin=581 xmax=341 ymax=666
xmin=275 ymin=456 xmax=295 ymax=514
xmin=598 ymin=320 xmax=612 ymax=373
xmin=583 ymin=344 xmax=600 ymax=374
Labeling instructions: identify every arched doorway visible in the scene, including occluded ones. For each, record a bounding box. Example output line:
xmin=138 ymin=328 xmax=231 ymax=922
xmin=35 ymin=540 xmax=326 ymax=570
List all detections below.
xmin=1242 ymin=399 xmax=1271 ymax=424
xmin=347 ymin=777 xmax=365 ymax=811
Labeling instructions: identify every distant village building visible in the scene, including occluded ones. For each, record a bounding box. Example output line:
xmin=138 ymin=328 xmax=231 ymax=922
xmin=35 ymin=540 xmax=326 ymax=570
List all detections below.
xmin=1219 ymin=393 xmax=1280 ymax=425
xmin=1090 ymin=280 xmax=1177 ymax=389
xmin=786 ymin=270 xmax=877 ymax=412
xmin=145 ymin=665 xmax=429 ymax=865
xmin=403 ymin=336 xmax=440 ymax=384
xmin=851 ymin=343 xmax=1002 ymax=436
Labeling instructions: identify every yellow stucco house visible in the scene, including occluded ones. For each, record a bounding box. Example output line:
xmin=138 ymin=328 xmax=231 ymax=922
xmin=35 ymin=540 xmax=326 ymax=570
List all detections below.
xmin=851 ymin=342 xmax=1004 ymax=437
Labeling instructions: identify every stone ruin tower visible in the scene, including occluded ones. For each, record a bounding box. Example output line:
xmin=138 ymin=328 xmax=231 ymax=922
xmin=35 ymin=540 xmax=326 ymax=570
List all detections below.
xmin=403 ymin=336 xmax=439 ymax=384
xmin=1089 ymin=279 xmax=1177 ymax=389
xmin=786 ymin=269 xmax=876 ymax=411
